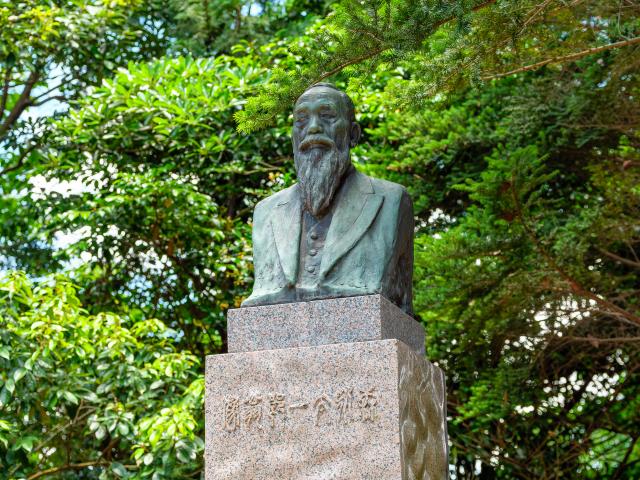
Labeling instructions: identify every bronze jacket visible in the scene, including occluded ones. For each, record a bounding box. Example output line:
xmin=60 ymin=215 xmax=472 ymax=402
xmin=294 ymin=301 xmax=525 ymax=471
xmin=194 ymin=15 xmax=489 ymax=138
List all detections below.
xmin=242 ymin=169 xmax=414 ymax=315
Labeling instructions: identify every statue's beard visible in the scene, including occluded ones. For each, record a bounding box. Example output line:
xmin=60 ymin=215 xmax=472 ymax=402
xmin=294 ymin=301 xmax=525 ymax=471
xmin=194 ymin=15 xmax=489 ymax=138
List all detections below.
xmin=294 ymin=143 xmax=351 ymax=217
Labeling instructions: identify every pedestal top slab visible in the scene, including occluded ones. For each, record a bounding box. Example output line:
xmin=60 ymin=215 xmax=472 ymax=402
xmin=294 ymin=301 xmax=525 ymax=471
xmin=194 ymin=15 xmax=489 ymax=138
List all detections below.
xmin=227 ymin=294 xmax=425 ymax=354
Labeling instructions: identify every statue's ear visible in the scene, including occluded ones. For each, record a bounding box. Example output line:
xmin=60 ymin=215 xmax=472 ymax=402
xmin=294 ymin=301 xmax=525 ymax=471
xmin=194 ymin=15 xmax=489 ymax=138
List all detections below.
xmin=350 ymin=122 xmax=361 ymax=148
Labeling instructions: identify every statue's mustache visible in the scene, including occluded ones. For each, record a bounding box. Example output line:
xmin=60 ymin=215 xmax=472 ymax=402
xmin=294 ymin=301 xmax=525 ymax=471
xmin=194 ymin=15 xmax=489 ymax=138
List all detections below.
xmin=298 ymin=136 xmax=335 ymax=152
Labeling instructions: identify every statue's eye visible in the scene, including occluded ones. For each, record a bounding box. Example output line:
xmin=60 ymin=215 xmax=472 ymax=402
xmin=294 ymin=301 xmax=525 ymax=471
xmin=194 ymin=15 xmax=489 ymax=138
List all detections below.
xmin=321 ymin=111 xmax=336 ymax=119
xmin=294 ymin=115 xmax=308 ymax=125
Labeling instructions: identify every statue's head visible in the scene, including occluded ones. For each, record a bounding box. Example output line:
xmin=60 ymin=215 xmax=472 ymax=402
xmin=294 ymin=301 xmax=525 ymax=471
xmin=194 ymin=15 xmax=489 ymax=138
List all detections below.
xmin=292 ymin=83 xmax=361 ymax=217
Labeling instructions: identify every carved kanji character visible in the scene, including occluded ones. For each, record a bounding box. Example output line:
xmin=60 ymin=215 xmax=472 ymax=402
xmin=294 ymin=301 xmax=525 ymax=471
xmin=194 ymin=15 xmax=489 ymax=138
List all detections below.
xmin=243 ymin=395 xmax=263 ymax=430
xmin=313 ymin=394 xmax=332 ymax=426
xmin=357 ymin=387 xmax=379 ymax=422
xmin=335 ymin=387 xmax=354 ymax=422
xmin=267 ymin=393 xmax=286 ymax=427
xmin=223 ymin=397 xmax=240 ymax=432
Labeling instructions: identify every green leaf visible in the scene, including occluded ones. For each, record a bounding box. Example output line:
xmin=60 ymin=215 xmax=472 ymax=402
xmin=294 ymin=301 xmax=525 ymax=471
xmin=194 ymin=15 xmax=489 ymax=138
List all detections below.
xmin=5 ymin=378 xmax=15 ymax=394
xmin=62 ymin=391 xmax=79 ymax=405
xmin=13 ymin=367 xmax=27 ymax=383
xmin=117 ymin=423 xmax=130 ymax=436
xmin=82 ymin=391 xmax=99 ymax=403
xmin=95 ymin=425 xmax=107 ymax=440
xmin=176 ymin=445 xmax=194 ymax=463
xmin=13 ymin=435 xmax=38 ymax=453
xmin=150 ymin=380 xmax=164 ymax=390
xmin=111 ymin=462 xmax=128 ymax=477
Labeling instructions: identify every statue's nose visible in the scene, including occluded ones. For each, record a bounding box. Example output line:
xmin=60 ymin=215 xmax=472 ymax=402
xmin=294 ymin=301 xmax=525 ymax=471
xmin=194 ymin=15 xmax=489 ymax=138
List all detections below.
xmin=307 ymin=115 xmax=322 ymax=134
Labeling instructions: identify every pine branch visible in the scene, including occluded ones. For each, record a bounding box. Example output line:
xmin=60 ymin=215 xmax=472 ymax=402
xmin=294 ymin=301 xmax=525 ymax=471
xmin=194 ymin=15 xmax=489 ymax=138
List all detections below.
xmin=561 ymin=336 xmax=640 ymax=344
xmin=324 ymin=0 xmax=497 ymax=79
xmin=237 ymin=0 xmax=499 ymax=132
xmin=317 ymin=47 xmax=386 ymax=82
xmin=321 ymin=0 xmax=498 ymax=82
xmin=598 ymin=248 xmax=640 ymax=269
xmin=483 ymin=36 xmax=640 ymax=80
xmin=518 ymin=0 xmax=555 ymax=33
xmin=508 ymin=177 xmax=640 ymax=327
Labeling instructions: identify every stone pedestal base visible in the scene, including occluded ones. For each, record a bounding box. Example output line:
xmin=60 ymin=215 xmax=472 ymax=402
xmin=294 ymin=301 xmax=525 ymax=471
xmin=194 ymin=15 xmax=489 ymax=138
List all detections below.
xmin=205 ymin=338 xmax=448 ymax=479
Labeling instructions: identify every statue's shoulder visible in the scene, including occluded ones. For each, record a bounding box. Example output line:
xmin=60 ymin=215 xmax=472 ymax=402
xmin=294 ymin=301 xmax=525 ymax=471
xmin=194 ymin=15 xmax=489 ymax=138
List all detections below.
xmin=253 ymin=184 xmax=298 ymax=215
xmin=357 ymin=172 xmax=412 ymax=222
xmin=361 ymin=172 xmax=409 ymax=200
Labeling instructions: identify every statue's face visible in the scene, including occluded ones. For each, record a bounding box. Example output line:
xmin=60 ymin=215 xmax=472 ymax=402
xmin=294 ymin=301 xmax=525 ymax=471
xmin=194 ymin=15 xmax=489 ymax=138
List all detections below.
xmin=292 ymin=86 xmax=352 ymax=155
xmin=292 ymin=86 xmax=359 ymax=217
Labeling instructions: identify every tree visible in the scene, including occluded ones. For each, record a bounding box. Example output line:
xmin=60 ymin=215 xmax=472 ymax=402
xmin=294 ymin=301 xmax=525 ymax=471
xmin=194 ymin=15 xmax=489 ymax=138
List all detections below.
xmin=163 ymin=0 xmax=333 ymax=55
xmin=0 ymin=0 xmax=323 ymax=274
xmin=0 ymin=271 xmax=203 ymax=479
xmin=42 ymin=50 xmax=299 ymax=355
xmin=0 ymin=0 xmax=179 ymax=275
xmin=347 ymin=25 xmax=640 ymax=480
xmin=236 ymin=0 xmax=640 ymax=132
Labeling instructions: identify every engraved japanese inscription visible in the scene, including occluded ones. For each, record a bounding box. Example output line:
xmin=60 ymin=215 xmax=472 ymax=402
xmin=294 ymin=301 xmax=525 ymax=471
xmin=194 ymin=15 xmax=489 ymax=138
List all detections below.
xmin=220 ymin=386 xmax=380 ymax=433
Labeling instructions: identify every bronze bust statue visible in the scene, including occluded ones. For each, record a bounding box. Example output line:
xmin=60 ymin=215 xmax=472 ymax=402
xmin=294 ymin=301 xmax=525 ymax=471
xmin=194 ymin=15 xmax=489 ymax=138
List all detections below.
xmin=242 ymin=83 xmax=414 ymax=314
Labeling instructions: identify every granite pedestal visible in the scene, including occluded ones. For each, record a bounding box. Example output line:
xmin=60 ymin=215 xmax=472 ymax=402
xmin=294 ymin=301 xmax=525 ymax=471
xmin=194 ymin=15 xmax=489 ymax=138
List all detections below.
xmin=227 ymin=294 xmax=425 ymax=354
xmin=205 ymin=295 xmax=448 ymax=479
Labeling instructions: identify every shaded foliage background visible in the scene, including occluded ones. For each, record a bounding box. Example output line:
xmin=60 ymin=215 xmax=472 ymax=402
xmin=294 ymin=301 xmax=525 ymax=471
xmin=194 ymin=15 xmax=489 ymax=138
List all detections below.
xmin=1 ymin=0 xmax=639 ymax=478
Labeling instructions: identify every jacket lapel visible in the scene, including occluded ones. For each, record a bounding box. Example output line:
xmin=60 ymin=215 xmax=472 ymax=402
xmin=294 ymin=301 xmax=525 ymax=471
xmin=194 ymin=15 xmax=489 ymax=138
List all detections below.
xmin=271 ymin=186 xmax=302 ymax=285
xmin=319 ymin=171 xmax=383 ymax=279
